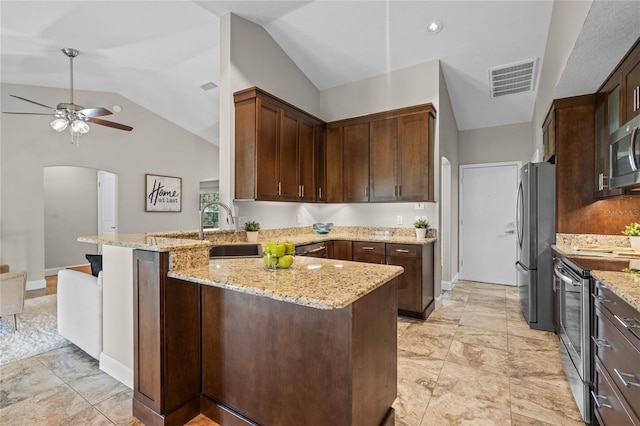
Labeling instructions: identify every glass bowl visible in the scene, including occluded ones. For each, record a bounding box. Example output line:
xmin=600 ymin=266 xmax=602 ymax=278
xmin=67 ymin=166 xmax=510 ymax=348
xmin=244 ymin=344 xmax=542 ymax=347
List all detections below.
xmin=313 ymin=222 xmax=333 ymax=234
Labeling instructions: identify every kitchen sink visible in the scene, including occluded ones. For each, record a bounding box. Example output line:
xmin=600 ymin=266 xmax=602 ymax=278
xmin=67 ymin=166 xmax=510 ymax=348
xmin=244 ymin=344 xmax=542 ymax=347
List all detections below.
xmin=209 ymin=243 xmax=263 ymax=258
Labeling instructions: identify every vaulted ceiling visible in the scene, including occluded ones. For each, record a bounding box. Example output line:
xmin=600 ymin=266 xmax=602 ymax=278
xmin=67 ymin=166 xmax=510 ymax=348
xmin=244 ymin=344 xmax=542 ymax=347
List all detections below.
xmin=1 ymin=1 xmax=639 ymax=145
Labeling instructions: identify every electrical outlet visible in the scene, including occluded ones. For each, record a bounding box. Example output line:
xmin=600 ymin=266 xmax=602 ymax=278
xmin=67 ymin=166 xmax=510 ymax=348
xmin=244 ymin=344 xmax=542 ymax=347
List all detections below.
xmin=415 ymin=203 xmax=425 ymax=210
xmin=415 ymin=215 xmax=422 ymax=221
xmin=396 ymin=215 xmax=403 ymax=225
xmin=296 ymin=214 xmax=302 ymax=225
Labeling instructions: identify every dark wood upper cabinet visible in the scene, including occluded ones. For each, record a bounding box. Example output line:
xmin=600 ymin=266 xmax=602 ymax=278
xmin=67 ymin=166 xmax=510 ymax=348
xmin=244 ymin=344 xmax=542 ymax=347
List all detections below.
xmin=234 ymin=87 xmax=323 ymax=202
xmin=317 ymin=126 xmax=343 ymax=203
xmin=369 ymin=118 xmax=398 ymax=202
xmin=234 ymin=87 xmax=436 ymax=204
xmin=342 ymin=122 xmax=370 ymax=202
xmin=333 ymin=104 xmax=437 ymax=203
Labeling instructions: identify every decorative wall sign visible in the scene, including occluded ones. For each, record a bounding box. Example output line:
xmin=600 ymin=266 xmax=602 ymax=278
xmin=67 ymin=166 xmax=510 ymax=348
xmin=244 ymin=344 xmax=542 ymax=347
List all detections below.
xmin=145 ymin=174 xmax=182 ymax=212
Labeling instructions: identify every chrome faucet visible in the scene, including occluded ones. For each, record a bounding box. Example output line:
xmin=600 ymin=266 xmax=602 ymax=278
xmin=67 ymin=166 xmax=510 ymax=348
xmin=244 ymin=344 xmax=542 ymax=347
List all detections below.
xmin=199 ymin=201 xmax=235 ymax=240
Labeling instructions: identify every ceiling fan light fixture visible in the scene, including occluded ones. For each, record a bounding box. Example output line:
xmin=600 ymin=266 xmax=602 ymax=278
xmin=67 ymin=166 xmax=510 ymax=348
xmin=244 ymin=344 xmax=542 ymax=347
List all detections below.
xmin=70 ymin=119 xmax=90 ymax=134
xmin=51 ymin=118 xmax=68 ymax=132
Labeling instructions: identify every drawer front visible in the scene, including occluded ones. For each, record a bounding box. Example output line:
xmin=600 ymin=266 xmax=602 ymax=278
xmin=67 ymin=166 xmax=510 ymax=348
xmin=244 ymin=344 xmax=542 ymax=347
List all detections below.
xmin=385 ymin=244 xmax=421 ymax=258
xmin=353 ymin=241 xmax=385 ymax=256
xmin=594 ymin=306 xmax=640 ymax=417
xmin=593 ymin=360 xmax=639 ymax=426
xmin=595 ymin=282 xmax=640 ymax=352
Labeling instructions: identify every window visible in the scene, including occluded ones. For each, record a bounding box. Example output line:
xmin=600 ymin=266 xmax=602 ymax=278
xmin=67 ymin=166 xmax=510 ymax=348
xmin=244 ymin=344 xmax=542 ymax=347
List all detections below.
xmin=200 ymin=193 xmax=220 ymax=229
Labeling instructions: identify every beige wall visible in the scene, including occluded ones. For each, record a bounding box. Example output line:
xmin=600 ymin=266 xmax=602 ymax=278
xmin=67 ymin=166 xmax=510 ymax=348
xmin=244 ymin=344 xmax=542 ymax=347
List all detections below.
xmin=459 ymin=122 xmax=533 ymax=166
xmin=0 ymin=83 xmax=218 ymax=287
xmin=438 ymin=68 xmax=460 ymax=288
xmin=43 ymin=166 xmax=99 ymax=270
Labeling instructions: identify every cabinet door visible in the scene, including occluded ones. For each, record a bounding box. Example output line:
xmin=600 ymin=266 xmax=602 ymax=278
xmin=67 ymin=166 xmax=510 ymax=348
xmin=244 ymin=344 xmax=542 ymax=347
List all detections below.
xmin=298 ymin=119 xmax=316 ymax=202
xmin=255 ymin=100 xmax=280 ymax=201
xmin=623 ymin=46 xmax=640 ymax=122
xmin=343 ymin=123 xmax=370 ymax=202
xmin=388 ymin=255 xmax=421 ymax=313
xmin=279 ymin=110 xmax=299 ymax=201
xmin=331 ymin=240 xmax=353 ymax=261
xmin=325 ymin=127 xmax=344 ymax=202
xmin=542 ymin=109 xmax=555 ymax=162
xmin=369 ymin=118 xmax=398 ymax=202
xmin=398 ymin=112 xmax=431 ymax=201
xmin=595 ymin=90 xmax=623 ymax=198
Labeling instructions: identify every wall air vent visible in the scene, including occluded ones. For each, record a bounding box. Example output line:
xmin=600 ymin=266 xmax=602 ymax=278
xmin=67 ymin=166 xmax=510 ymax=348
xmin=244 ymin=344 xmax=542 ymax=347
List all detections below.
xmin=489 ymin=58 xmax=538 ymax=98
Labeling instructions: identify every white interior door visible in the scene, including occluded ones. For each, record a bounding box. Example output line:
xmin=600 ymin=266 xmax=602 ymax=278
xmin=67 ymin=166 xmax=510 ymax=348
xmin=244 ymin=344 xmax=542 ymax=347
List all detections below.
xmin=98 ymin=171 xmax=117 ymax=238
xmin=460 ymin=162 xmax=520 ymax=285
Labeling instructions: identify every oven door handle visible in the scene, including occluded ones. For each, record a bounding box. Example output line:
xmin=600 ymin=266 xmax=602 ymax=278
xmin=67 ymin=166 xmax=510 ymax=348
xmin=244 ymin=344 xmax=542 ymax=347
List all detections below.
xmin=554 ymin=265 xmax=578 ymax=286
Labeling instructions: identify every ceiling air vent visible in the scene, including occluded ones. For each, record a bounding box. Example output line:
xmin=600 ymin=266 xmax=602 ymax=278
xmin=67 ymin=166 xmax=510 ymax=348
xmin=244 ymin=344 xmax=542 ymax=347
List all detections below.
xmin=200 ymin=81 xmax=218 ymax=91
xmin=489 ymin=58 xmax=538 ymax=98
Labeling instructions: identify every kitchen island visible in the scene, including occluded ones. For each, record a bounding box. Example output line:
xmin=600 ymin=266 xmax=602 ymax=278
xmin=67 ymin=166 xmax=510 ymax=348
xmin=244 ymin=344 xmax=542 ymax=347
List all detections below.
xmin=81 ymin=233 xmax=403 ymax=426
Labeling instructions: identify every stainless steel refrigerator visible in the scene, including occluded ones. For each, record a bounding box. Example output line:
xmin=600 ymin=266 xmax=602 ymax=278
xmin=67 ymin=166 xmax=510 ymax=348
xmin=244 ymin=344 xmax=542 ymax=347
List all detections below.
xmin=515 ymin=162 xmax=555 ymax=331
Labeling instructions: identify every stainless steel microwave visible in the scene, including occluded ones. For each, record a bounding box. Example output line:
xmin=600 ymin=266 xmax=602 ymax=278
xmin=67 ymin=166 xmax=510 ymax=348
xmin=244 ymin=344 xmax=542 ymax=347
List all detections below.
xmin=610 ymin=114 xmax=640 ymax=189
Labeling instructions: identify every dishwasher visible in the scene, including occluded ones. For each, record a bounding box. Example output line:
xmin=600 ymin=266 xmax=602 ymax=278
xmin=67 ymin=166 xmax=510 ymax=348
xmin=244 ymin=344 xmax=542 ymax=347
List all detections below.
xmin=296 ymin=242 xmax=328 ymax=258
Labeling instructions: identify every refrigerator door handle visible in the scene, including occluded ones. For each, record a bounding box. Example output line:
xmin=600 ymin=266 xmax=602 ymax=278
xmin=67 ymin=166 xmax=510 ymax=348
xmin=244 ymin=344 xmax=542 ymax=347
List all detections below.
xmin=515 ymin=262 xmax=529 ymax=275
xmin=516 ymin=182 xmax=524 ymax=247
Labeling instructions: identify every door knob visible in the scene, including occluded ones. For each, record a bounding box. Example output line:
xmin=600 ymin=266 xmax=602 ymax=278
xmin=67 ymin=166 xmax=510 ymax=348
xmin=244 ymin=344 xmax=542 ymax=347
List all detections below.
xmin=505 ymin=230 xmax=515 ymax=234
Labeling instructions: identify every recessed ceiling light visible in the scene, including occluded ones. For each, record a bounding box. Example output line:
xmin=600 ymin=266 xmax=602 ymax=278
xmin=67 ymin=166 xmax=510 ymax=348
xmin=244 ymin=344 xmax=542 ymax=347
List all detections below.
xmin=427 ymin=20 xmax=443 ymax=34
xmin=112 ymin=105 xmax=122 ymax=113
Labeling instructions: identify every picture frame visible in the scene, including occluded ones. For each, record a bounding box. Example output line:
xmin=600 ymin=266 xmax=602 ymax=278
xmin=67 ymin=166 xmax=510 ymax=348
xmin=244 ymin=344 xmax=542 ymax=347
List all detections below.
xmin=145 ymin=174 xmax=182 ymax=212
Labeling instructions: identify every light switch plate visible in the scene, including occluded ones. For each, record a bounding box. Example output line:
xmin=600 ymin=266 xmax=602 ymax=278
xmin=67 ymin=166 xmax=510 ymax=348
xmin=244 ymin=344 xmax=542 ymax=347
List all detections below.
xmin=415 ymin=203 xmax=425 ymax=210
xmin=238 ymin=216 xmax=248 ymax=228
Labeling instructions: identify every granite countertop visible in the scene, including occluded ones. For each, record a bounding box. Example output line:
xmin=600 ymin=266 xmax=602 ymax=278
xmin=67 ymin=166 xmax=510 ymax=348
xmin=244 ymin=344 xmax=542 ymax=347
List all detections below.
xmin=168 ymin=255 xmax=404 ymax=310
xmin=79 ymin=227 xmax=437 ymax=251
xmin=78 ymin=234 xmax=211 ymax=251
xmin=553 ymin=244 xmax=640 ymax=312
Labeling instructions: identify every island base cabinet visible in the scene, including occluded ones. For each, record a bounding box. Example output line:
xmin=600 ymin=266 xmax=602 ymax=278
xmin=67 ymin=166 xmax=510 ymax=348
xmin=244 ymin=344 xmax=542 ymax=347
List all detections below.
xmin=132 ymin=251 xmax=201 ymax=426
xmin=200 ymin=279 xmax=398 ymax=426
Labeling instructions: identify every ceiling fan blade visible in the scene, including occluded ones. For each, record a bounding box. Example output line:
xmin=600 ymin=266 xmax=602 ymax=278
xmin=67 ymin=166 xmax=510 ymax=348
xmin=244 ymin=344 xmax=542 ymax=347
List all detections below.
xmin=10 ymin=95 xmax=54 ymax=110
xmin=78 ymin=107 xmax=112 ymax=117
xmin=2 ymin=111 xmax=55 ymax=116
xmin=88 ymin=117 xmax=133 ymax=132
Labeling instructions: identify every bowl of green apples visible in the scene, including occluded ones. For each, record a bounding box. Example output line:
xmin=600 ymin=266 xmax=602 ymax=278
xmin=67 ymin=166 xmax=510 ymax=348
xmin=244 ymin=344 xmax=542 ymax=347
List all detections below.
xmin=263 ymin=241 xmax=296 ymax=269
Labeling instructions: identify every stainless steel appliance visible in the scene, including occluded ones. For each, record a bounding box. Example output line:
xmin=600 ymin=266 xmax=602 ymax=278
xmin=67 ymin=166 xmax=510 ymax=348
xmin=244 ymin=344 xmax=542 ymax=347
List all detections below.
xmin=296 ymin=241 xmax=328 ymax=258
xmin=553 ymin=255 xmax=591 ymax=424
xmin=552 ymin=255 xmax=632 ymax=425
xmin=515 ymin=162 xmax=555 ymax=331
xmin=609 ymin=114 xmax=640 ymax=189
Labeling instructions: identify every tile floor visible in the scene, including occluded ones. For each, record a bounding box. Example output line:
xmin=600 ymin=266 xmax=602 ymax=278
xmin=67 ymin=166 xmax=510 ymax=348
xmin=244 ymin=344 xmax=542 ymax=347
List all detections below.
xmin=0 ymin=280 xmax=583 ymax=425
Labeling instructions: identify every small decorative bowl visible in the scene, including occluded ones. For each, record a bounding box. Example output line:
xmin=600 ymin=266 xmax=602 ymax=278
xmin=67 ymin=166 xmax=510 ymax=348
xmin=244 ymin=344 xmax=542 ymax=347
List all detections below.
xmin=313 ymin=222 xmax=333 ymax=234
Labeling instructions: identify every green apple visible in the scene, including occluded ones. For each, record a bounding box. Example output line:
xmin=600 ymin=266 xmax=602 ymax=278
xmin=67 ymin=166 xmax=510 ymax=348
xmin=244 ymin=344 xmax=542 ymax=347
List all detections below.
xmin=273 ymin=242 xmax=286 ymax=257
xmin=264 ymin=242 xmax=276 ymax=255
xmin=284 ymin=241 xmax=295 ymax=255
xmin=278 ymin=254 xmax=294 ymax=269
xmin=264 ymin=253 xmax=279 ymax=268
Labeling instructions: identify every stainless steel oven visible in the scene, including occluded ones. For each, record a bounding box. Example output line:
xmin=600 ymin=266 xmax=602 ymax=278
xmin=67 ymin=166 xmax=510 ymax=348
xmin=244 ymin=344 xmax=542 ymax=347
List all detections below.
xmin=553 ymin=256 xmax=591 ymax=423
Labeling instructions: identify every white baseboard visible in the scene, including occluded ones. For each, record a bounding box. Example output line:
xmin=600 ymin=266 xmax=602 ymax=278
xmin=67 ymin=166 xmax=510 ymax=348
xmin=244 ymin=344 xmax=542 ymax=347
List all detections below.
xmin=441 ymin=273 xmax=460 ymax=291
xmin=45 ymin=264 xmax=90 ymax=277
xmin=100 ymin=352 xmax=133 ymax=389
xmin=26 ymin=279 xmax=46 ymax=291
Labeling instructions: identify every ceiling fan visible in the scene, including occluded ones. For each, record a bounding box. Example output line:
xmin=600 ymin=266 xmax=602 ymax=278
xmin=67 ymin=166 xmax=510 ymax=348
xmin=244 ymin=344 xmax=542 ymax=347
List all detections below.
xmin=3 ymin=48 xmax=133 ymax=144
